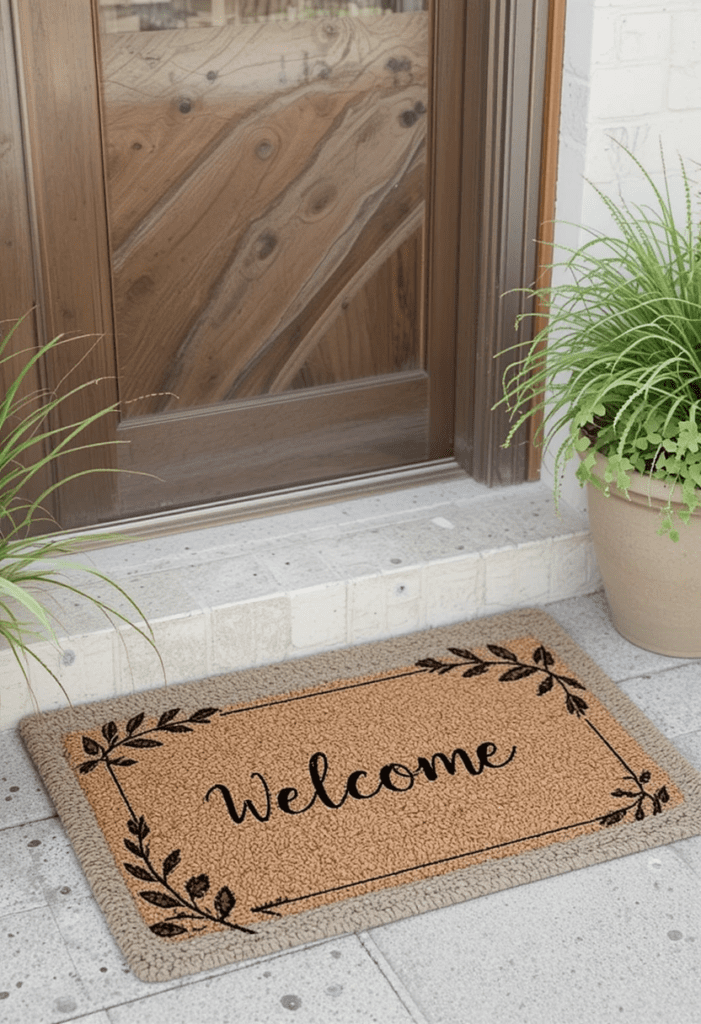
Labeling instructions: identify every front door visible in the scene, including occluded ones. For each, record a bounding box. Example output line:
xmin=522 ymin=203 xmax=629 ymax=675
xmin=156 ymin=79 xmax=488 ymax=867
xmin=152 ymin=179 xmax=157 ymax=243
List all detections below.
xmin=10 ymin=0 xmax=463 ymax=526
xmin=6 ymin=0 xmax=553 ymax=530
xmin=99 ymin=0 xmax=446 ymax=516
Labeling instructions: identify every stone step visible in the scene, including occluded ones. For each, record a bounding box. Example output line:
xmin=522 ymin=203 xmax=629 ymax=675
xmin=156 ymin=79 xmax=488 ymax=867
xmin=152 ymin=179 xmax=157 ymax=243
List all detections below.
xmin=0 ymin=476 xmax=600 ymax=730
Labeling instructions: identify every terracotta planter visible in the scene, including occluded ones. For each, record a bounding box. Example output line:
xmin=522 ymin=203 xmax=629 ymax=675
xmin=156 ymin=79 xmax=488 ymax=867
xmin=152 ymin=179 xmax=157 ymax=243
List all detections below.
xmin=582 ymin=449 xmax=701 ymax=657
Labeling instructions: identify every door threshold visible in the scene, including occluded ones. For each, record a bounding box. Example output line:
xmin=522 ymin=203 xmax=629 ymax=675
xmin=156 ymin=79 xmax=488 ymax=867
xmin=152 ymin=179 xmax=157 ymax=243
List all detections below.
xmin=63 ymin=460 xmax=467 ymax=548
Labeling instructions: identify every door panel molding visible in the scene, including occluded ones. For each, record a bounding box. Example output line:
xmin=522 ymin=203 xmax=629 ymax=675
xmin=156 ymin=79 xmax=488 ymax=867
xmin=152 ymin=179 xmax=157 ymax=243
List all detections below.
xmin=116 ymin=371 xmax=429 ymax=514
xmin=424 ymin=0 xmax=465 ymax=460
xmin=10 ymin=0 xmax=119 ymax=526
xmin=528 ymin=0 xmax=567 ymax=481
xmin=0 ymin=0 xmax=54 ymax=517
xmin=454 ymin=0 xmax=552 ymax=486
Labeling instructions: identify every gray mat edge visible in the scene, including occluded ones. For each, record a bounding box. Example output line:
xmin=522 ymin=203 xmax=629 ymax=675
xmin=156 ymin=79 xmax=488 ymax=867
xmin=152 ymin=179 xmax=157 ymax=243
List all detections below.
xmin=19 ymin=607 xmax=701 ymax=983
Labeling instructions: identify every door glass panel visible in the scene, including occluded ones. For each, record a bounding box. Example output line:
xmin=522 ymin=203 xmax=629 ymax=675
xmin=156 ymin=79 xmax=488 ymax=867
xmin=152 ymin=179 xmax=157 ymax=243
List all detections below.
xmin=97 ymin=1 xmax=429 ymax=417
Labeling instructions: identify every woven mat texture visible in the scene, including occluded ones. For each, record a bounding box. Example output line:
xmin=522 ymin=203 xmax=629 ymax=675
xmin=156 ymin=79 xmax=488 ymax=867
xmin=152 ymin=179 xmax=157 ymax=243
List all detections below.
xmin=20 ymin=608 xmax=701 ymax=982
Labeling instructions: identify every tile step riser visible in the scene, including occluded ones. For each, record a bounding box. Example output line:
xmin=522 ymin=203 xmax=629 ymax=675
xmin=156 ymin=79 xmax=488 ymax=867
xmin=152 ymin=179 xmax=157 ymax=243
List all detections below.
xmin=0 ymin=533 xmax=601 ymax=731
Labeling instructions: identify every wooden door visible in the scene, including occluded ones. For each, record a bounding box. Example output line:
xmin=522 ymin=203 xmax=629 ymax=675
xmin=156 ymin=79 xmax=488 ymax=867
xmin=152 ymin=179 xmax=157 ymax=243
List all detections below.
xmin=5 ymin=0 xmax=557 ymax=530
xmin=8 ymin=0 xmax=460 ymax=526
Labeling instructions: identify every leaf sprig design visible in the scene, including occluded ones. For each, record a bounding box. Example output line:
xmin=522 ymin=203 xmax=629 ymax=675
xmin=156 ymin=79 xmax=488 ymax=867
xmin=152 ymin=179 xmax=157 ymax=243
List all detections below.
xmin=417 ymin=639 xmax=672 ymax=832
xmin=77 ymin=706 xmax=220 ymax=774
xmin=600 ymin=769 xmax=670 ymax=827
xmin=417 ymin=643 xmax=588 ymax=715
xmin=122 ymin=815 xmax=254 ymax=938
xmin=74 ymin=707 xmax=262 ymax=940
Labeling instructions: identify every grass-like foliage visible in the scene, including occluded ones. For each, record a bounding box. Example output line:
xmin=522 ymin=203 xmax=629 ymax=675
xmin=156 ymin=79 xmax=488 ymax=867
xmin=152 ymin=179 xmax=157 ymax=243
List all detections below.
xmin=494 ymin=142 xmax=701 ymax=542
xmin=0 ymin=314 xmax=161 ymax=706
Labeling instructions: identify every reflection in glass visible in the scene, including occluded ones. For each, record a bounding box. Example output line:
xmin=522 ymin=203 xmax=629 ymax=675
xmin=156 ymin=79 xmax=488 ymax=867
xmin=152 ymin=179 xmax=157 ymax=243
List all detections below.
xmin=98 ymin=0 xmax=429 ymax=414
xmin=101 ymin=2 xmax=427 ymax=33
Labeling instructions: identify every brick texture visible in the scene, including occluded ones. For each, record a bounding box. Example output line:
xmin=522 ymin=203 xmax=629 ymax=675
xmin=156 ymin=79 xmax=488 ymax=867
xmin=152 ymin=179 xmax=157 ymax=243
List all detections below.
xmin=559 ymin=0 xmax=701 ymax=205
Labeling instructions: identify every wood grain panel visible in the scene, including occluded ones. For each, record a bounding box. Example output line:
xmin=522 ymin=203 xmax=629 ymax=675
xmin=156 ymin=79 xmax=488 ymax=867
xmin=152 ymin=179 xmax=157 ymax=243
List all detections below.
xmin=100 ymin=13 xmax=428 ymax=413
xmin=235 ymin=147 xmax=425 ymax=395
xmin=289 ymin=227 xmax=422 ymax=389
xmin=115 ymin=370 xmax=429 ymax=512
xmin=102 ymin=13 xmax=424 ymax=243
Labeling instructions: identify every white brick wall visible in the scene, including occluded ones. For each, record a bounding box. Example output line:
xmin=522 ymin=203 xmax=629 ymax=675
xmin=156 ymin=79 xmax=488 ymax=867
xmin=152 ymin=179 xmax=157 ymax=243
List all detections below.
xmin=542 ymin=0 xmax=701 ymax=512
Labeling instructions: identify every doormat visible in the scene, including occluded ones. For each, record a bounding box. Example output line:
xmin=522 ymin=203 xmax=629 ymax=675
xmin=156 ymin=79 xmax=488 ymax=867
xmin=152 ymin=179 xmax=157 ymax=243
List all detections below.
xmin=20 ymin=608 xmax=701 ymax=982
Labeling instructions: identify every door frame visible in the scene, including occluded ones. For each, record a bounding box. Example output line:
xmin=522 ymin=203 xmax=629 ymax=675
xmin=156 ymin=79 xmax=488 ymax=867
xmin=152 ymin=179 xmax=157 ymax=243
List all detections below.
xmin=455 ymin=0 xmax=564 ymax=487
xmin=1 ymin=0 xmax=565 ymax=533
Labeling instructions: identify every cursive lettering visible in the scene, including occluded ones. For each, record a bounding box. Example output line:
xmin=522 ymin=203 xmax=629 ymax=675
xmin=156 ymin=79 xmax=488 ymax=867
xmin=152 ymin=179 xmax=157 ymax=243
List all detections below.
xmin=206 ymin=740 xmax=516 ymax=827
xmin=416 ymin=741 xmax=515 ymax=780
xmin=205 ymin=772 xmax=271 ymax=823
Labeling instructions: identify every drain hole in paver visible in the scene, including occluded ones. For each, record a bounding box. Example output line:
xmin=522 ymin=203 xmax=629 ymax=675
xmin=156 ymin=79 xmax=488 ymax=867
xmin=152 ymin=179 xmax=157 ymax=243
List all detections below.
xmin=54 ymin=998 xmax=77 ymax=1013
xmin=281 ymin=994 xmax=302 ymax=1010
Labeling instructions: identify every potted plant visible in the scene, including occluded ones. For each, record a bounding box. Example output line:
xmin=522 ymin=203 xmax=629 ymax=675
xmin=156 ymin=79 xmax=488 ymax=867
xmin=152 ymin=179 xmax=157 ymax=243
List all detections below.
xmin=1 ymin=313 xmax=160 ymax=713
xmin=494 ymin=143 xmax=701 ymax=657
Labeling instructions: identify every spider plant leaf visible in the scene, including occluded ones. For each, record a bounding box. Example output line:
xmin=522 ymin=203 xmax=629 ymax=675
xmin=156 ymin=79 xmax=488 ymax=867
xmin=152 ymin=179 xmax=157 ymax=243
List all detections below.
xmin=0 ymin=577 xmax=55 ymax=635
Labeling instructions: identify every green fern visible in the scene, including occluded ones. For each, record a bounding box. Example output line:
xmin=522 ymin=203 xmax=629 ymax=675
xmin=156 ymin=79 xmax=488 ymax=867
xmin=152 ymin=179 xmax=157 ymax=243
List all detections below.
xmin=494 ymin=141 xmax=701 ymax=542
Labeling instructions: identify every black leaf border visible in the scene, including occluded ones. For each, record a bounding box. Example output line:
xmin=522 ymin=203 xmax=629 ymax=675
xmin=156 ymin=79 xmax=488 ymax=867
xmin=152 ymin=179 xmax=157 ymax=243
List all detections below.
xmin=416 ymin=642 xmax=671 ymax=827
xmin=121 ymin=812 xmax=253 ymax=937
xmin=75 ymin=705 xmax=258 ymax=937
xmin=71 ymin=643 xmax=672 ymax=940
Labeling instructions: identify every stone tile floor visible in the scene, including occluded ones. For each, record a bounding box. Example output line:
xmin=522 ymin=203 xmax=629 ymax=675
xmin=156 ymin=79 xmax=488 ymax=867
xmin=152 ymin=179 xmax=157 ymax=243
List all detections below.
xmin=1 ymin=590 xmax=700 ymax=1024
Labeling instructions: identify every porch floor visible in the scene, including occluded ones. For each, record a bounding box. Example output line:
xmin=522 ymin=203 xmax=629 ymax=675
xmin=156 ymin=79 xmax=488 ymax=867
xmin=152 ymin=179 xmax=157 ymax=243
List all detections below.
xmin=1 ymin=477 xmax=700 ymax=1022
xmin=2 ymin=590 xmax=700 ymax=1022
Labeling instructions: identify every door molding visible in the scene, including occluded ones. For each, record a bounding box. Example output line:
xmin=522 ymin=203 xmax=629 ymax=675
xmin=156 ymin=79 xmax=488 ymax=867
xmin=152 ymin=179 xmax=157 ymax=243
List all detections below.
xmin=454 ymin=0 xmax=555 ymax=486
xmin=8 ymin=0 xmax=119 ymax=526
xmin=118 ymin=371 xmax=429 ymax=514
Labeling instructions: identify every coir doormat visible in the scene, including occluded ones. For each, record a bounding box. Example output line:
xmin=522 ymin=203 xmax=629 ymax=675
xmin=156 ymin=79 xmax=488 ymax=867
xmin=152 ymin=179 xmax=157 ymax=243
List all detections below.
xmin=20 ymin=608 xmax=701 ymax=982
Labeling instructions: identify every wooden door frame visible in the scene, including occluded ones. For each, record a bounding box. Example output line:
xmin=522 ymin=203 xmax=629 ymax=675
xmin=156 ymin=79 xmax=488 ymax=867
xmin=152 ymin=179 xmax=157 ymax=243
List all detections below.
xmin=7 ymin=0 xmax=119 ymax=527
xmin=454 ymin=0 xmax=564 ymax=487
xmin=2 ymin=0 xmax=567 ymax=532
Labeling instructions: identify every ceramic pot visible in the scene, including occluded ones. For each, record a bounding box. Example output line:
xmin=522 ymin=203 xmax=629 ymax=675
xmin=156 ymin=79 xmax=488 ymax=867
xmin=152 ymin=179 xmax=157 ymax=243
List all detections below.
xmin=582 ymin=449 xmax=701 ymax=657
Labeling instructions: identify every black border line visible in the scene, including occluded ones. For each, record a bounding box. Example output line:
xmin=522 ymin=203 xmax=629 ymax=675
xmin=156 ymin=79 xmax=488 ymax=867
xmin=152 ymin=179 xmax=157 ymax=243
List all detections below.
xmin=252 ymin=812 xmax=610 ymax=911
xmin=219 ymin=667 xmax=428 ymax=717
